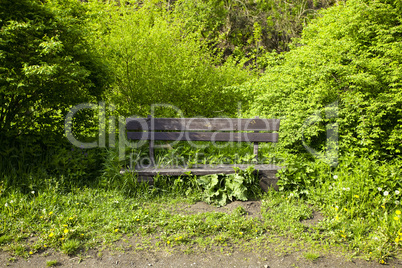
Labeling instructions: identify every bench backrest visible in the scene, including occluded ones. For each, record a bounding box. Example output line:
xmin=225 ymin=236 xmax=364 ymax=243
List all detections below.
xmin=126 ymin=116 xmax=280 ymax=165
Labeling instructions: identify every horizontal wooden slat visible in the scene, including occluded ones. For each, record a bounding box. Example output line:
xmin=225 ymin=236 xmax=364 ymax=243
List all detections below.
xmin=126 ymin=118 xmax=280 ymax=131
xmin=127 ymin=131 xmax=279 ymax=142
xmin=131 ymin=164 xmax=282 ymax=176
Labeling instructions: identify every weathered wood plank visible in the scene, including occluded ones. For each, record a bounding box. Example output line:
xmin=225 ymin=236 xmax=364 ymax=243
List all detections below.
xmin=126 ymin=118 xmax=280 ymax=131
xmin=127 ymin=132 xmax=279 ymax=142
xmin=132 ymin=164 xmax=281 ymax=176
xmin=130 ymin=167 xmax=280 ymax=191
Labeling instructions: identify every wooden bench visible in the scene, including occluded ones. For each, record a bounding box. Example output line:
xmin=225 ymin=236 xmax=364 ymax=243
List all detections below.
xmin=125 ymin=116 xmax=281 ymax=191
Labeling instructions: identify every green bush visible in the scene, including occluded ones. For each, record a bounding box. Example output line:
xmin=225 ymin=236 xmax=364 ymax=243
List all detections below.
xmin=0 ymin=0 xmax=109 ymax=140
xmin=0 ymin=139 xmax=106 ymax=193
xmin=87 ymin=1 xmax=252 ymax=118
xmin=0 ymin=0 xmax=112 ymax=191
xmin=239 ymin=0 xmax=402 ymax=159
xmin=197 ymin=166 xmax=262 ymax=207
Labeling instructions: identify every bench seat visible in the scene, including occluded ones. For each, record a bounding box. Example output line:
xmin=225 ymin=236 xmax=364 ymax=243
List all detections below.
xmin=131 ymin=164 xmax=281 ymax=191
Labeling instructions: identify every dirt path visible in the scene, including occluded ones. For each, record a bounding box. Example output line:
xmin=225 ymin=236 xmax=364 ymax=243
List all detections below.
xmin=1 ymin=247 xmax=401 ymax=268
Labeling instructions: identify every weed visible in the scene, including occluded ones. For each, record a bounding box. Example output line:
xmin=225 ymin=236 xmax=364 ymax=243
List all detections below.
xmin=0 ymin=235 xmax=12 ymax=245
xmin=12 ymin=244 xmax=27 ymax=257
xmin=46 ymin=260 xmax=59 ymax=267
xmin=232 ymin=205 xmax=247 ymax=217
xmin=304 ymin=251 xmax=320 ymax=261
xmin=197 ymin=166 xmax=261 ymax=206
xmin=61 ymin=240 xmax=80 ymax=255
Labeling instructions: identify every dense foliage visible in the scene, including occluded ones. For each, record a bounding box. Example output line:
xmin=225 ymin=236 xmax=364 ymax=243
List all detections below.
xmin=1 ymin=0 xmax=402 ymax=263
xmin=0 ymin=0 xmax=108 ymax=141
xmin=87 ymin=1 xmax=252 ymax=118
xmin=242 ymin=0 xmax=402 ymax=159
xmin=174 ymin=0 xmax=335 ymax=64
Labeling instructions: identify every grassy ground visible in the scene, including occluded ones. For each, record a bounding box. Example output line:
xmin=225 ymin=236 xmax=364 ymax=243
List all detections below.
xmin=1 ymin=143 xmax=402 ymax=266
xmin=0 ymin=182 xmax=391 ymax=266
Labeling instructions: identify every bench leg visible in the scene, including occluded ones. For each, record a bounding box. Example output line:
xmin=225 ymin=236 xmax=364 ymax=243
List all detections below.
xmin=257 ymin=170 xmax=279 ymax=191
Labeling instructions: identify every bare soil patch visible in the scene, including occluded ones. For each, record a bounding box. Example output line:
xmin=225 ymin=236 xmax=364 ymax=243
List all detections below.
xmin=176 ymin=201 xmax=262 ymax=218
xmin=1 ymin=246 xmax=401 ymax=268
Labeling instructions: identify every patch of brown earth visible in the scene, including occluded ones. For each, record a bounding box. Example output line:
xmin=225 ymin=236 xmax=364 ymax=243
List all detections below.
xmin=175 ymin=201 xmax=262 ymax=218
xmin=301 ymin=210 xmax=325 ymax=227
xmin=1 ymin=246 xmax=401 ymax=268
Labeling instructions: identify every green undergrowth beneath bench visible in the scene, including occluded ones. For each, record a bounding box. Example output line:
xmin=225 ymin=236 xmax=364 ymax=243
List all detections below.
xmin=101 ymin=142 xmax=278 ymax=207
xmin=196 ymin=166 xmax=261 ymax=207
xmin=122 ymin=141 xmax=281 ymax=169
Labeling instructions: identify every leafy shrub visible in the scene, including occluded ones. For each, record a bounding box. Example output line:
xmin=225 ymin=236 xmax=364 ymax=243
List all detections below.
xmin=0 ymin=0 xmax=109 ymax=140
xmin=87 ymin=1 xmax=252 ymax=118
xmin=46 ymin=260 xmax=59 ymax=267
xmin=276 ymin=154 xmax=324 ymax=196
xmin=239 ymin=0 xmax=402 ymax=159
xmin=197 ymin=166 xmax=261 ymax=206
xmin=0 ymin=0 xmax=109 ymax=191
